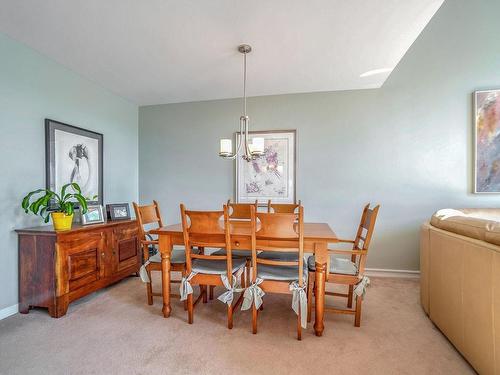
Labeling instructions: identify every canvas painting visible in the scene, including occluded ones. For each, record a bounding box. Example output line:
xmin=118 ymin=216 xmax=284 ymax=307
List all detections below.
xmin=46 ymin=119 xmax=103 ymax=207
xmin=236 ymin=130 xmax=296 ymax=204
xmin=475 ymin=90 xmax=500 ymax=193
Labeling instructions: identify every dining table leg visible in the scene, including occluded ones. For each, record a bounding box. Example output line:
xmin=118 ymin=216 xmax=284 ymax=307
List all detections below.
xmin=159 ymin=234 xmax=172 ymax=318
xmin=314 ymin=242 xmax=327 ymax=336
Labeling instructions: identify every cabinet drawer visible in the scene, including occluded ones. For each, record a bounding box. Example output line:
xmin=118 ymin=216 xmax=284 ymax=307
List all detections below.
xmin=68 ymin=248 xmax=99 ymax=290
xmin=113 ymin=224 xmax=140 ymax=272
xmin=58 ymin=231 xmax=105 ymax=292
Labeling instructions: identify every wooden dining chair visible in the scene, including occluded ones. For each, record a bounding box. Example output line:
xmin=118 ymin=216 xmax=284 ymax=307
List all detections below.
xmin=306 ymin=204 xmax=380 ymax=327
xmin=267 ymin=200 xmax=301 ymax=214
xmin=133 ymin=201 xmax=189 ymax=305
xmin=210 ymin=199 xmax=258 ymax=294
xmin=245 ymin=205 xmax=307 ymax=340
xmin=257 ymin=200 xmax=302 ymax=262
xmin=180 ymin=204 xmax=246 ymax=328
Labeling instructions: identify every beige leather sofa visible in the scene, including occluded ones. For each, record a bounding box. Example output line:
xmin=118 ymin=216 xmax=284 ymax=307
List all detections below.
xmin=420 ymin=208 xmax=500 ymax=375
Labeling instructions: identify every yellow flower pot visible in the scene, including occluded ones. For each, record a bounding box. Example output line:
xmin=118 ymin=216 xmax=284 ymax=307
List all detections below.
xmin=51 ymin=212 xmax=74 ymax=231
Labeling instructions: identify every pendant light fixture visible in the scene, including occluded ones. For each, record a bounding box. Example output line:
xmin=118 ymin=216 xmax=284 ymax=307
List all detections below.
xmin=219 ymin=44 xmax=264 ymax=161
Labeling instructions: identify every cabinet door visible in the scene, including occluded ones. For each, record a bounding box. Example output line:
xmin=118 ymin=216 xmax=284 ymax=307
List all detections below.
xmin=58 ymin=232 xmax=105 ymax=293
xmin=112 ymin=224 xmax=140 ymax=273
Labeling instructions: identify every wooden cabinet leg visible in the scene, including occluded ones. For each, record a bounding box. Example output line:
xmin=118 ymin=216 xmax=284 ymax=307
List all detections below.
xmin=19 ymin=303 xmax=30 ymax=314
xmin=49 ymin=296 xmax=69 ymax=318
xmin=314 ymin=262 xmax=326 ymax=336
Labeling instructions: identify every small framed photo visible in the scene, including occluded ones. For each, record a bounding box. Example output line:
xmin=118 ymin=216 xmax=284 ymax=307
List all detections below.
xmin=106 ymin=203 xmax=131 ymax=221
xmin=80 ymin=205 xmax=105 ymax=225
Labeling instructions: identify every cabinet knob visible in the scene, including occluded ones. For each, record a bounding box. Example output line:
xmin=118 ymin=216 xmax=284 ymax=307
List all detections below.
xmin=101 ymin=252 xmax=105 ymax=257
xmin=235 ymin=241 xmax=240 ymax=247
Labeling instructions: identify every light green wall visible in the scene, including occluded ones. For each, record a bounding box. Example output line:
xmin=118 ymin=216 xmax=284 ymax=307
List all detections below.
xmin=139 ymin=0 xmax=500 ymax=271
xmin=0 ymin=33 xmax=139 ymax=310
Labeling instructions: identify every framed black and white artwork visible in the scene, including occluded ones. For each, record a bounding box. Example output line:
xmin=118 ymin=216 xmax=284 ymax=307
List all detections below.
xmin=45 ymin=119 xmax=103 ymax=208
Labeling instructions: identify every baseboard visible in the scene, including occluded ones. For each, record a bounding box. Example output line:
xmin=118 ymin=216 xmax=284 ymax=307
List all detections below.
xmin=0 ymin=304 xmax=19 ymax=320
xmin=365 ymin=268 xmax=420 ymax=279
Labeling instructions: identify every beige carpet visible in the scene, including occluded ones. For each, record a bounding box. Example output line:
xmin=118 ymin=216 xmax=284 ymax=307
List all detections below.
xmin=0 ymin=275 xmax=474 ymax=375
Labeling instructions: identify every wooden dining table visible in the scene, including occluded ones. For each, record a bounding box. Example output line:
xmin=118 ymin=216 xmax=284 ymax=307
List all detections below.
xmin=150 ymin=221 xmax=337 ymax=337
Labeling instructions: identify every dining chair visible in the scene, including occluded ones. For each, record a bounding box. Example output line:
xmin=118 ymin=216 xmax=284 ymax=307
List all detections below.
xmin=267 ymin=200 xmax=301 ymax=213
xmin=180 ymin=204 xmax=246 ymax=328
xmin=242 ymin=205 xmax=307 ymax=340
xmin=133 ymin=200 xmax=189 ymax=305
xmin=257 ymin=200 xmax=302 ymax=262
xmin=306 ymin=204 xmax=380 ymax=327
xmin=210 ymin=199 xmax=258 ymax=294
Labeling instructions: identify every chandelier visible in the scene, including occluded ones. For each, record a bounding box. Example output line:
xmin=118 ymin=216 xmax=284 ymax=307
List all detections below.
xmin=219 ymin=44 xmax=264 ymax=161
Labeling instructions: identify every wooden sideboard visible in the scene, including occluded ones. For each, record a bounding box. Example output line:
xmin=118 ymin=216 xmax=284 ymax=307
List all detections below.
xmin=16 ymin=220 xmax=141 ymax=318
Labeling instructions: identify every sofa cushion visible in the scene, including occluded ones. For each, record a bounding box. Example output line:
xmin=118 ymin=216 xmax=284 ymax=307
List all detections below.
xmin=431 ymin=208 xmax=500 ymax=245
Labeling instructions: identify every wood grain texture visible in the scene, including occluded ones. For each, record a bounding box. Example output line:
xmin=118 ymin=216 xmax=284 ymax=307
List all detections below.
xmin=151 ymin=216 xmax=337 ymax=336
xmin=16 ymin=220 xmax=141 ymax=317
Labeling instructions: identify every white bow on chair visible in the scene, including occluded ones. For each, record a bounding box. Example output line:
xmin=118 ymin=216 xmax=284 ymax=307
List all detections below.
xmin=289 ymin=281 xmax=308 ymax=329
xmin=139 ymin=252 xmax=161 ymax=283
xmin=218 ymin=273 xmax=245 ymax=306
xmin=241 ymin=278 xmax=265 ymax=311
xmin=353 ymin=276 xmax=370 ymax=298
xmin=179 ymin=272 xmax=197 ymax=301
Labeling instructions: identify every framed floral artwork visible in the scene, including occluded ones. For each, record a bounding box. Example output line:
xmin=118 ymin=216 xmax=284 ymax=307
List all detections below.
xmin=474 ymin=89 xmax=500 ymax=193
xmin=235 ymin=130 xmax=296 ymax=204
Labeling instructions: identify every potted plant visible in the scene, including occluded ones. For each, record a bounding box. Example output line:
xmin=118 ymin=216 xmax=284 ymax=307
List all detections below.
xmin=21 ymin=183 xmax=89 ymax=230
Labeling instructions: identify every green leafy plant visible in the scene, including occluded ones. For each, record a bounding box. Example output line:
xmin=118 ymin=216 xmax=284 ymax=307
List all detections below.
xmin=21 ymin=183 xmax=89 ymax=223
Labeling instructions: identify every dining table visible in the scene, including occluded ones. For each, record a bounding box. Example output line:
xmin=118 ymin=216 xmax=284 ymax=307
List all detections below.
xmin=150 ymin=221 xmax=337 ymax=337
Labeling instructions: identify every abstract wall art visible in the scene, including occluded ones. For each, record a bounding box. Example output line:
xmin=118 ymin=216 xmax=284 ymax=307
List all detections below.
xmin=475 ymin=90 xmax=500 ymax=193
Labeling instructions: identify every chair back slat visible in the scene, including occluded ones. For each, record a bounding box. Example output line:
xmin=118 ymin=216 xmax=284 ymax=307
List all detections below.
xmin=184 ymin=211 xmax=225 ymax=235
xmin=133 ymin=200 xmax=164 ymax=241
xmin=255 ymin=212 xmax=299 ymax=240
xmin=267 ymin=200 xmax=301 ymax=214
xmin=227 ymin=200 xmax=258 ymax=220
xmin=351 ymin=204 xmax=380 ymax=275
xmin=140 ymin=205 xmax=161 ymax=225
xmin=180 ymin=204 xmax=232 ymax=275
xmin=353 ymin=204 xmax=379 ymax=251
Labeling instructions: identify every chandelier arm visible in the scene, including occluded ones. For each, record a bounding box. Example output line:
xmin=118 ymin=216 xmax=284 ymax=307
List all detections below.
xmin=220 ymin=117 xmax=245 ymax=159
xmin=235 ymin=116 xmax=245 ymax=157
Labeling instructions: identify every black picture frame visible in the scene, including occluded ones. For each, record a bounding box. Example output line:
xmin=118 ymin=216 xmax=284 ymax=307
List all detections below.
xmin=45 ymin=119 xmax=103 ymax=209
xmin=106 ymin=203 xmax=131 ymax=221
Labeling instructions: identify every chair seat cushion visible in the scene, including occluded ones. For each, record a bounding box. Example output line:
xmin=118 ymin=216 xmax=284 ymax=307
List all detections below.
xmin=257 ymin=264 xmax=307 ymax=281
xmin=148 ymin=246 xmax=189 ymax=264
xmin=192 ymin=258 xmax=246 ymax=275
xmin=257 ymin=251 xmax=299 ymax=261
xmin=212 ymin=248 xmax=251 ymax=259
xmin=307 ymin=255 xmax=358 ymax=275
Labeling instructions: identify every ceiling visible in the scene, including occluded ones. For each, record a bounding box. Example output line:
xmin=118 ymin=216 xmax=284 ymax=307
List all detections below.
xmin=0 ymin=0 xmax=444 ymax=105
